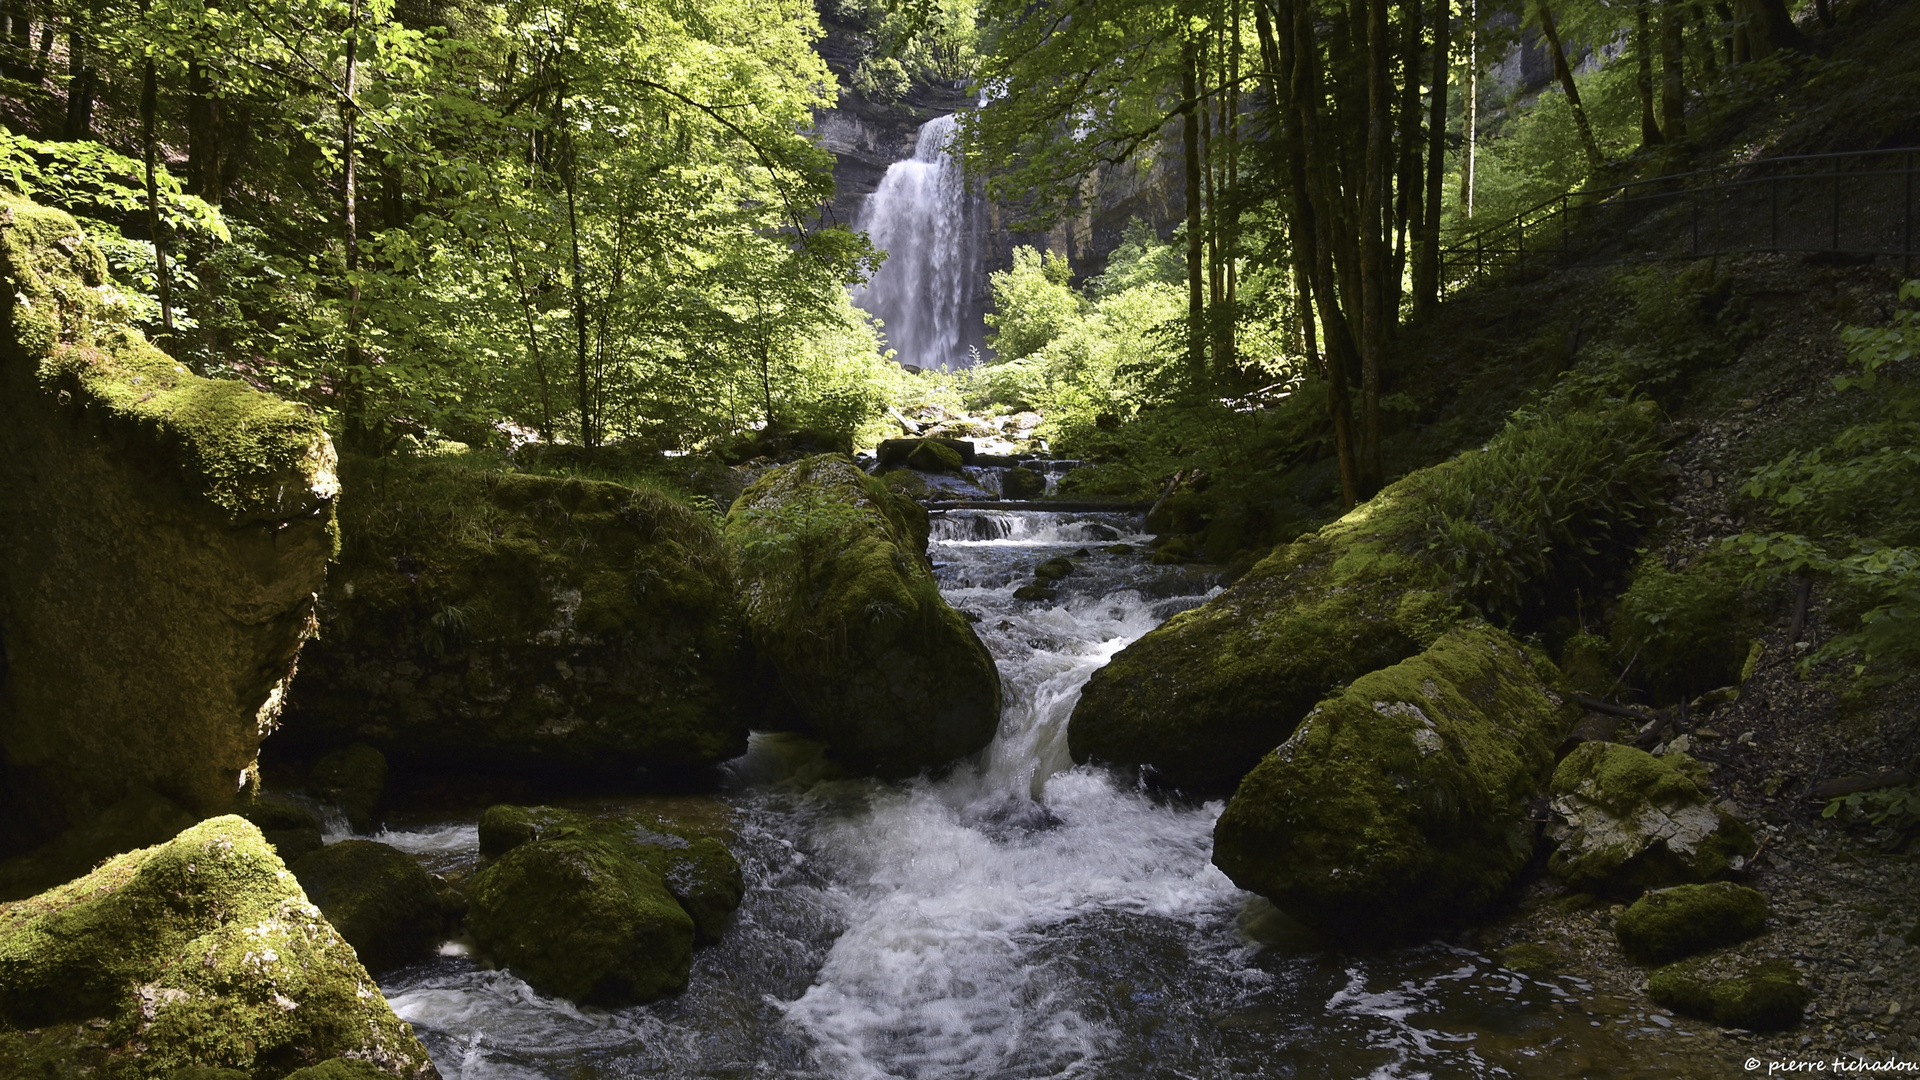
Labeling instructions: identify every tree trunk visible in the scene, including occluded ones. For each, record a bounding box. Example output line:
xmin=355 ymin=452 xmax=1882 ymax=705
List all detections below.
xmin=61 ymin=22 xmax=93 ymax=139
xmin=1538 ymin=1 xmax=1602 ymax=170
xmin=1732 ymin=0 xmax=1806 ymax=57
xmin=560 ymin=98 xmax=593 ymax=450
xmin=1463 ymin=0 xmax=1477 ymax=217
xmin=1660 ymin=0 xmax=1689 ymax=170
xmin=343 ymin=0 xmax=368 ymax=449
xmin=139 ymin=55 xmax=174 ymax=348
xmin=1412 ymin=0 xmax=1447 ymax=316
xmin=1223 ymin=0 xmax=1241 ymax=379
xmin=1182 ymin=34 xmax=1206 ymax=389
xmin=1356 ymin=0 xmax=1390 ymax=496
xmin=1392 ymin=0 xmax=1422 ymax=319
xmin=1636 ymin=2 xmax=1664 ymax=145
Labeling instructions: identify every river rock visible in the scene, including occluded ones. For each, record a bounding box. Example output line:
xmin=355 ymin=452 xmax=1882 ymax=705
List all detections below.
xmin=877 ymin=437 xmax=975 ymax=470
xmin=724 ymin=456 xmax=1001 ymax=777
xmin=280 ymin=455 xmax=753 ymax=784
xmin=1546 ymin=741 xmax=1755 ymax=898
xmin=292 ymin=840 xmax=444 ymax=974
xmin=465 ymin=834 xmax=696 ymax=1005
xmin=1211 ymin=624 xmax=1575 ymax=938
xmin=1649 ymin=957 xmax=1810 ymax=1031
xmin=309 ymin=742 xmax=388 ymax=833
xmin=0 ymin=787 xmax=195 ymax=901
xmin=243 ymin=790 xmax=327 ymax=864
xmin=1069 ymin=465 xmax=1456 ymax=796
xmin=1000 ymin=466 xmax=1046 ymax=500
xmin=1614 ymin=881 xmax=1769 ymax=964
xmin=0 ymin=817 xmax=436 ymax=1077
xmin=0 ymin=198 xmax=338 ymax=856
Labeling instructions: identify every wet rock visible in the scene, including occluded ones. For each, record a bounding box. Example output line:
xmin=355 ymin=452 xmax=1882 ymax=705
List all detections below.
xmin=0 ymin=817 xmax=435 ymax=1077
xmin=284 ymin=1060 xmax=396 ymax=1080
xmin=1649 ymin=958 xmax=1811 ymax=1031
xmin=309 ymin=743 xmax=387 ymax=833
xmin=907 ymin=439 xmax=966 ymax=473
xmin=0 ymin=787 xmax=195 ymax=901
xmin=292 ymin=840 xmax=444 ymax=974
xmin=877 ymin=437 xmax=975 ymax=470
xmin=1012 ymin=585 xmax=1058 ymax=602
xmin=0 ymin=198 xmax=337 ymax=856
xmin=724 ymin=456 xmax=1000 ymax=777
xmin=465 ymin=834 xmax=695 ymax=1005
xmin=1547 ymin=742 xmax=1755 ymax=898
xmin=280 ymin=456 xmax=753 ymax=784
xmin=242 ymin=791 xmax=326 ymax=865
xmin=1614 ymin=881 xmax=1769 ymax=964
xmin=1001 ymin=467 xmax=1047 ymax=500
xmin=1211 ymin=625 xmax=1575 ymax=938
xmin=1033 ymin=557 xmax=1075 ymax=581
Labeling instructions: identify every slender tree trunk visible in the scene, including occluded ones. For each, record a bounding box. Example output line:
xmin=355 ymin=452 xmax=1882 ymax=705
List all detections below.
xmin=1637 ymin=2 xmax=1664 ymax=145
xmin=1355 ymin=0 xmax=1390 ymax=496
xmin=497 ymin=213 xmax=555 ymax=442
xmin=560 ymin=103 xmax=593 ymax=450
xmin=1392 ymin=0 xmax=1422 ymax=321
xmin=1182 ymin=33 xmax=1206 ymax=389
xmin=1661 ymin=0 xmax=1689 ymax=170
xmin=1224 ymin=0 xmax=1241 ymax=379
xmin=1538 ymin=1 xmax=1602 ymax=170
xmin=1463 ymin=0 xmax=1477 ymax=217
xmin=343 ymin=0 xmax=368 ymax=448
xmin=62 ymin=21 xmax=93 ymax=139
xmin=1690 ymin=3 xmax=1719 ymax=75
xmin=139 ymin=54 xmax=174 ymax=347
xmin=1412 ymin=0 xmax=1448 ymax=316
xmin=187 ymin=60 xmax=225 ymax=204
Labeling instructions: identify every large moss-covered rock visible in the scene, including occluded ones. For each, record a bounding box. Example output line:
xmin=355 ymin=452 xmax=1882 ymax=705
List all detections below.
xmin=1547 ymin=741 xmax=1755 ymax=898
xmin=0 ymin=817 xmax=435 ymax=1078
xmin=476 ymin=803 xmax=743 ymax=944
xmin=465 ymin=834 xmax=695 ymax=1004
xmin=1649 ymin=958 xmax=1810 ymax=1031
xmin=292 ymin=840 xmax=443 ymax=974
xmin=1614 ymin=881 xmax=1768 ymax=964
xmin=280 ymin=454 xmax=753 ymax=783
xmin=0 ymin=199 xmax=338 ymax=855
xmin=724 ymin=455 xmax=1000 ymax=777
xmin=1211 ymin=624 xmax=1576 ymax=939
xmin=1070 ymin=405 xmax=1664 ymax=797
xmin=0 ymin=787 xmax=195 ymax=901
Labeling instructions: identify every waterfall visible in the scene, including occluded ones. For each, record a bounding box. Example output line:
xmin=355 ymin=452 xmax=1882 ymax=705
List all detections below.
xmin=852 ymin=114 xmax=986 ymax=371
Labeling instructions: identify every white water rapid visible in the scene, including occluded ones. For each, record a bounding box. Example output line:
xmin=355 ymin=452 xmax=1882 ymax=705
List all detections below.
xmin=375 ymin=505 xmax=1669 ymax=1079
xmin=851 ymin=114 xmax=987 ymax=370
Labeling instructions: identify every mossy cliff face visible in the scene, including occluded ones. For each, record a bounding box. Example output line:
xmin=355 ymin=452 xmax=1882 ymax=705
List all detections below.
xmin=1547 ymin=741 xmax=1755 ymax=898
xmin=1211 ymin=625 xmax=1576 ymax=939
xmin=0 ymin=198 xmax=337 ymax=855
xmin=1069 ymin=466 xmax=1456 ymax=796
xmin=724 ymin=455 xmax=1000 ymax=777
xmin=1069 ymin=404 xmax=1664 ymax=798
xmin=465 ymin=804 xmax=741 ymax=1004
xmin=280 ymin=454 xmax=751 ymax=781
xmin=0 ymin=816 xmax=435 ymax=1078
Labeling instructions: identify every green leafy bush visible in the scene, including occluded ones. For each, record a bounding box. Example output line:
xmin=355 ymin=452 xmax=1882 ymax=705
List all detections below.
xmin=1613 ymin=546 xmax=1763 ymax=700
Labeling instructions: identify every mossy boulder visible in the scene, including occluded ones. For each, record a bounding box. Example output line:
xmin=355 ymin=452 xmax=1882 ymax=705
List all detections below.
xmin=476 ymin=803 xmax=743 ymax=944
xmin=1547 ymin=741 xmax=1755 ymax=898
xmin=0 ymin=787 xmax=196 ymax=901
xmin=291 ymin=840 xmax=443 ymax=974
xmin=1614 ymin=881 xmax=1768 ymax=964
xmin=465 ymin=834 xmax=695 ymax=1004
xmin=308 ymin=743 xmax=387 ymax=833
xmin=907 ymin=439 xmax=965 ymax=473
xmin=1000 ymin=467 xmax=1046 ymax=500
xmin=878 ymin=437 xmax=975 ymax=471
xmin=1650 ymin=958 xmax=1810 ymax=1031
xmin=0 ymin=198 xmax=337 ymax=855
xmin=724 ymin=455 xmax=1001 ymax=777
xmin=280 ymin=454 xmax=753 ymax=784
xmin=1211 ymin=625 xmax=1575 ymax=938
xmin=0 ymin=816 xmax=435 ymax=1078
xmin=1070 ymin=405 xmax=1663 ymax=797
xmin=242 ymin=792 xmax=326 ymax=865
xmin=1033 ymin=557 xmax=1075 ymax=581
xmin=283 ymin=1061 xmax=395 ymax=1080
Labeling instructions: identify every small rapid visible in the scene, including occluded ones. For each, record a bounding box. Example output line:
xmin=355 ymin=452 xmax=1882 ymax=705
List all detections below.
xmin=375 ymin=507 xmax=1705 ymax=1079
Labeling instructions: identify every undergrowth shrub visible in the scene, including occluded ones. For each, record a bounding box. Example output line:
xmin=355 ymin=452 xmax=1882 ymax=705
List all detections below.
xmin=1612 ymin=546 xmax=1765 ymax=701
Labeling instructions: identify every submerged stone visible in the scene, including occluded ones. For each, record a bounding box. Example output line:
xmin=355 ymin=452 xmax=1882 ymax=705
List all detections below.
xmin=1547 ymin=741 xmax=1754 ymax=898
xmin=0 ymin=817 xmax=435 ymax=1077
xmin=0 ymin=198 xmax=337 ymax=856
xmin=724 ymin=455 xmax=1000 ymax=777
xmin=1211 ymin=625 xmax=1574 ymax=938
xmin=1614 ymin=881 xmax=1768 ymax=964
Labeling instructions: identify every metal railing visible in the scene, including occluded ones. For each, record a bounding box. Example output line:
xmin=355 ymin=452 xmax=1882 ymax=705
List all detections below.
xmin=1438 ymin=147 xmax=1920 ymax=294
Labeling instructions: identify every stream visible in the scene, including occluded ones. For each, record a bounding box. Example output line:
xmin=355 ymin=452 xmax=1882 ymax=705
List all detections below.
xmin=369 ymin=506 xmax=1716 ymax=1079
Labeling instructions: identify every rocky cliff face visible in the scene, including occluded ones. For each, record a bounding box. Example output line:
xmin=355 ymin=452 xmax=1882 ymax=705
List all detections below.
xmin=0 ymin=198 xmax=338 ymax=857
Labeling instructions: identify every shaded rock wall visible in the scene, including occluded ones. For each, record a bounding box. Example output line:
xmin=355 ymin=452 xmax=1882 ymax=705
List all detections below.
xmin=0 ymin=198 xmax=337 ymax=856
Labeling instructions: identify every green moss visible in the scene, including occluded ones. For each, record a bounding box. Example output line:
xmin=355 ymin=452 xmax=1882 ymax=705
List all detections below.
xmin=906 ymin=439 xmax=964 ymax=472
xmin=478 ymin=804 xmax=575 ymax=859
xmin=1614 ymin=882 xmax=1768 ymax=964
xmin=291 ymin=840 xmax=442 ymax=974
xmin=1033 ymin=557 xmax=1074 ymax=581
xmin=1001 ymin=467 xmax=1046 ymax=500
xmin=281 ymin=454 xmax=752 ymax=778
xmin=881 ymin=468 xmax=929 ymax=499
xmin=0 ymin=817 xmax=433 ymax=1078
xmin=1496 ymin=943 xmax=1563 ymax=974
xmin=1211 ymin=624 xmax=1575 ymax=938
xmin=282 ymin=1061 xmax=393 ymax=1080
xmin=2 ymin=198 xmax=337 ymax=526
xmin=241 ymin=793 xmax=325 ymax=865
xmin=724 ymin=456 xmax=999 ymax=777
xmin=308 ymin=744 xmax=386 ymax=833
xmin=1613 ymin=546 xmax=1764 ymax=700
xmin=1650 ymin=958 xmax=1810 ymax=1031
xmin=1548 ymin=742 xmax=1754 ymax=897
xmin=1557 ymin=632 xmax=1615 ymax=697
xmin=465 ymin=835 xmax=695 ymax=1005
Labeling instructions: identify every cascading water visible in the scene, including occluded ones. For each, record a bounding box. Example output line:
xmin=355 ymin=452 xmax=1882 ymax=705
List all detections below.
xmin=374 ymin=504 xmax=1714 ymax=1079
xmin=851 ymin=114 xmax=987 ymax=371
